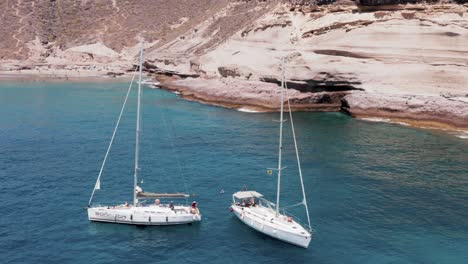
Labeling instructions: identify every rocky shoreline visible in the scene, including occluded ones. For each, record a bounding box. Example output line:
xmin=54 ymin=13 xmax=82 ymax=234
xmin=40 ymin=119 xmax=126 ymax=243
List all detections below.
xmin=156 ymin=75 xmax=468 ymax=133
xmin=0 ymin=67 xmax=466 ymax=135
xmin=158 ymin=76 xmax=345 ymax=112
xmin=342 ymin=92 xmax=468 ymax=130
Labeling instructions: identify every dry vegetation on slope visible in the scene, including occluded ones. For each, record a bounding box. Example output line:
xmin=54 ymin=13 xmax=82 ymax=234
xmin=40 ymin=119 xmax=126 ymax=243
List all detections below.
xmin=0 ymin=0 xmax=231 ymax=60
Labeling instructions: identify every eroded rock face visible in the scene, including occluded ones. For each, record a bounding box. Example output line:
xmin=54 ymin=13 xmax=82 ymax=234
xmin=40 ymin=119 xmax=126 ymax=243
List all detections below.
xmin=260 ymin=71 xmax=363 ymax=93
xmin=290 ymin=91 xmax=348 ymax=105
xmin=159 ymin=76 xmax=351 ymax=112
xmin=140 ymin=61 xmax=199 ymax=78
xmin=342 ymin=92 xmax=468 ymax=128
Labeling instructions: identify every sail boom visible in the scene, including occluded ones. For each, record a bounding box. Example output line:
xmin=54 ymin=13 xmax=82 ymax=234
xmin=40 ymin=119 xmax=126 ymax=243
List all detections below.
xmin=137 ymin=192 xmax=189 ymax=199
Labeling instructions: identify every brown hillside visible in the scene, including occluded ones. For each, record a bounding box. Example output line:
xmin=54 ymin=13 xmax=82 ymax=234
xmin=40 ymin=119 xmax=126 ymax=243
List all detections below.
xmin=0 ymin=0 xmax=233 ymax=60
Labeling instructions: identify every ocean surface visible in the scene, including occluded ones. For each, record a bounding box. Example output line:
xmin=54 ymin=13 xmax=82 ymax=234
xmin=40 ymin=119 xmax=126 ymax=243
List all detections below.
xmin=0 ymin=81 xmax=466 ymax=264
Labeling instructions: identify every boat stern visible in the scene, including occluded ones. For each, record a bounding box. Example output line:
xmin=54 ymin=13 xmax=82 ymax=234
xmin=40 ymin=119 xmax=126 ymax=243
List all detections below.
xmin=192 ymin=212 xmax=202 ymax=222
xmin=189 ymin=206 xmax=202 ymax=222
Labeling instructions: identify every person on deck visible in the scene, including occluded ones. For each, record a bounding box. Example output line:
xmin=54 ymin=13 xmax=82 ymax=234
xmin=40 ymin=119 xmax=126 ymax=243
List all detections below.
xmin=250 ymin=197 xmax=256 ymax=207
xmin=155 ymin=199 xmax=161 ymax=205
xmin=191 ymin=201 xmax=199 ymax=214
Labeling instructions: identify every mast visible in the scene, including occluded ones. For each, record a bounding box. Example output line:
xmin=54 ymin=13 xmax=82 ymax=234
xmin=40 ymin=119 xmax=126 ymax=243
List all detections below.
xmin=134 ymin=42 xmax=144 ymax=206
xmin=276 ymin=57 xmax=285 ymax=216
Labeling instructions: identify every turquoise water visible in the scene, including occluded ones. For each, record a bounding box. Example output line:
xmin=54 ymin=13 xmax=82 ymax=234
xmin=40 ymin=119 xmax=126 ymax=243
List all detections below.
xmin=0 ymin=82 xmax=467 ymax=264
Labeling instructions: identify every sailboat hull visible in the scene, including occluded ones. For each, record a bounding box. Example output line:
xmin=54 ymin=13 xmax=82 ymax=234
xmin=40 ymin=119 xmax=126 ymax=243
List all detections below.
xmin=88 ymin=205 xmax=201 ymax=225
xmin=231 ymin=204 xmax=311 ymax=248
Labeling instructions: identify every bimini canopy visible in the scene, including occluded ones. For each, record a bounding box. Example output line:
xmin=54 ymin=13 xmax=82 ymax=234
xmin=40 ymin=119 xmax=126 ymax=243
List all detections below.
xmin=233 ymin=191 xmax=263 ymax=199
xmin=137 ymin=192 xmax=189 ymax=199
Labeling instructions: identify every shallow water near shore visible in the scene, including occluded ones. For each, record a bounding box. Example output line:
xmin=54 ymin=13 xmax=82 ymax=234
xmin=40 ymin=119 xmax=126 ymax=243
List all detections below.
xmin=0 ymin=81 xmax=467 ymax=264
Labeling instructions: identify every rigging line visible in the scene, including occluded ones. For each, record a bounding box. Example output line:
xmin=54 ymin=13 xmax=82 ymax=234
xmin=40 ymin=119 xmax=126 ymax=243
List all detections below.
xmin=280 ymin=209 xmax=310 ymax=231
xmin=281 ymin=201 xmax=304 ymax=209
xmin=285 ymin=78 xmax=313 ymax=232
xmin=158 ymin=97 xmax=191 ymax=201
xmin=88 ymin=65 xmax=139 ymax=206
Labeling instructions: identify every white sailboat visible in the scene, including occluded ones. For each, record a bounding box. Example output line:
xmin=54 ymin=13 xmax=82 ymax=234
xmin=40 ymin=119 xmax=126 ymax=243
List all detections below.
xmin=230 ymin=59 xmax=312 ymax=248
xmin=87 ymin=43 xmax=201 ymax=225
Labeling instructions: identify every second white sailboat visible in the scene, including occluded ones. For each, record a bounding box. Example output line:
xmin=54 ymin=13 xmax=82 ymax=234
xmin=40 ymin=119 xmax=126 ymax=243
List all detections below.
xmin=230 ymin=58 xmax=312 ymax=248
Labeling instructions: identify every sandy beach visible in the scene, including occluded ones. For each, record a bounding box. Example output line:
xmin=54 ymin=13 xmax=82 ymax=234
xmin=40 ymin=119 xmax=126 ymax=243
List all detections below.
xmin=0 ymin=70 xmax=132 ymax=83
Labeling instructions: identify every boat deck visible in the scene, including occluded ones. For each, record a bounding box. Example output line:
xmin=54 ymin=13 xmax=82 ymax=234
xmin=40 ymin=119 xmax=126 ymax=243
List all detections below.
xmin=235 ymin=204 xmax=309 ymax=234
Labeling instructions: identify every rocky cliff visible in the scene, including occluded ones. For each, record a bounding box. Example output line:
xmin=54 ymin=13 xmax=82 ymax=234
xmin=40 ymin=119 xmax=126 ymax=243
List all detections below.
xmin=0 ymin=0 xmax=467 ymax=132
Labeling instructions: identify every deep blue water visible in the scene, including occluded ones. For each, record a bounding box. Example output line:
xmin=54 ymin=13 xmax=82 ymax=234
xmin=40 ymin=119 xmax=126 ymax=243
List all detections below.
xmin=0 ymin=81 xmax=467 ymax=264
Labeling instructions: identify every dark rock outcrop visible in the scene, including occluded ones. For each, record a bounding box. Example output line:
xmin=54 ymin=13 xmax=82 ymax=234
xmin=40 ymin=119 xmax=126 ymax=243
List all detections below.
xmin=260 ymin=72 xmax=363 ymax=93
xmin=218 ymin=66 xmax=241 ymax=78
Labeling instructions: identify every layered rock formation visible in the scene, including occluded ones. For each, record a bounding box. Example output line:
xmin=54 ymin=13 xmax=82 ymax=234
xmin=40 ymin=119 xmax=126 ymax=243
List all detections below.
xmin=0 ymin=0 xmax=467 ymax=132
xmin=342 ymin=92 xmax=468 ymax=129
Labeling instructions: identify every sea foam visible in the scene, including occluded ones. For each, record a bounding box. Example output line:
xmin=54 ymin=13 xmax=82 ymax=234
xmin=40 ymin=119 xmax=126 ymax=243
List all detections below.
xmin=237 ymin=107 xmax=261 ymax=113
xmin=359 ymin=117 xmax=410 ymax=126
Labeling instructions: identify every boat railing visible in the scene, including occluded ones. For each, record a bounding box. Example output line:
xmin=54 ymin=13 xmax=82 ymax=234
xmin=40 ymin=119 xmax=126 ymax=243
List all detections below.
xmin=88 ymin=202 xmax=130 ymax=208
xmin=89 ymin=201 xmax=188 ymax=208
xmin=280 ymin=208 xmax=313 ymax=233
xmin=259 ymin=197 xmax=276 ymax=210
xmin=138 ymin=200 xmax=189 ymax=207
xmin=256 ymin=198 xmax=313 ymax=232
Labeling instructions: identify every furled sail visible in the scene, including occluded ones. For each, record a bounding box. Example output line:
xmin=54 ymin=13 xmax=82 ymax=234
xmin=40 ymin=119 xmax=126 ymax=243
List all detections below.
xmin=135 ymin=185 xmax=142 ymax=193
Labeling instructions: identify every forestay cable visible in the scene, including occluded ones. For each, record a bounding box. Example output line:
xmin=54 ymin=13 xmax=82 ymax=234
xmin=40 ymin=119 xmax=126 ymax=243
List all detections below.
xmin=284 ymin=80 xmax=312 ymax=232
xmin=88 ymin=67 xmax=138 ymax=206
